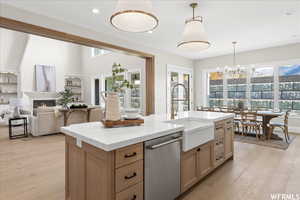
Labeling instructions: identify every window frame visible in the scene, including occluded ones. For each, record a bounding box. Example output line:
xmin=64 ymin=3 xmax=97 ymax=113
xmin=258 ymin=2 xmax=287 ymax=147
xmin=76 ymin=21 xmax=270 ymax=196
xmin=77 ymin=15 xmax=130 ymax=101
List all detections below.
xmin=203 ymin=59 xmax=300 ymax=112
xmin=91 ymin=48 xmax=112 ymax=57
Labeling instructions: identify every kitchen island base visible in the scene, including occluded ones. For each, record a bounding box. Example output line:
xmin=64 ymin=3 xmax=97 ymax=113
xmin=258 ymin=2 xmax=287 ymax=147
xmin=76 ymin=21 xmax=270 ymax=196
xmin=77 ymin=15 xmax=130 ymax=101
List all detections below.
xmin=64 ymin=114 xmax=234 ymax=200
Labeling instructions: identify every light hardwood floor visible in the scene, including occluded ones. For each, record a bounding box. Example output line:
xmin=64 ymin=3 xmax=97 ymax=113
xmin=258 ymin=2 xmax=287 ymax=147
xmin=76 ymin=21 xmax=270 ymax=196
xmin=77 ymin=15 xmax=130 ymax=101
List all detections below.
xmin=0 ymin=126 xmax=299 ymax=200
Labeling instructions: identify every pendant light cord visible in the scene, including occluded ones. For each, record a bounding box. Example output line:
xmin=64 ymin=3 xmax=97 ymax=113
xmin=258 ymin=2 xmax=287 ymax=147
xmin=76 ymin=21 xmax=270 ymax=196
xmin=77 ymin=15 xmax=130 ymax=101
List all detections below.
xmin=190 ymin=3 xmax=198 ymax=20
xmin=193 ymin=6 xmax=195 ymax=19
xmin=233 ymin=41 xmax=237 ymax=67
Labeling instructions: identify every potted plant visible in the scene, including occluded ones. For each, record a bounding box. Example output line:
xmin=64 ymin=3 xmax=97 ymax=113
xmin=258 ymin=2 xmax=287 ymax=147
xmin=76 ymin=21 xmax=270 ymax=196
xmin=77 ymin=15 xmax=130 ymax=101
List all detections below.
xmin=57 ymin=88 xmax=74 ymax=109
xmin=101 ymin=63 xmax=133 ymax=121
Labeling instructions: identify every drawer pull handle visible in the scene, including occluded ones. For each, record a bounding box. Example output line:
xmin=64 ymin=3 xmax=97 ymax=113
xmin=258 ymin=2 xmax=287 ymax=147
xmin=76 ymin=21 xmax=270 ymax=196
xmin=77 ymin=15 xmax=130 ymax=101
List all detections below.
xmin=124 ymin=172 xmax=137 ymax=180
xmin=216 ymin=127 xmax=223 ymax=130
xmin=124 ymin=152 xmax=137 ymax=158
xmin=227 ymin=121 xmax=232 ymax=124
xmin=131 ymin=195 xmax=137 ymax=200
xmin=227 ymin=127 xmax=231 ymax=130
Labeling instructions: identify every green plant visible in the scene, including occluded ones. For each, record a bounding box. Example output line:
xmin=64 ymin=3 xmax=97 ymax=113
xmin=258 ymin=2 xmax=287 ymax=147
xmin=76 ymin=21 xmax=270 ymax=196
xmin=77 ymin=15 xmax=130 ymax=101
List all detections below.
xmin=111 ymin=63 xmax=133 ymax=93
xmin=57 ymin=88 xmax=74 ymax=108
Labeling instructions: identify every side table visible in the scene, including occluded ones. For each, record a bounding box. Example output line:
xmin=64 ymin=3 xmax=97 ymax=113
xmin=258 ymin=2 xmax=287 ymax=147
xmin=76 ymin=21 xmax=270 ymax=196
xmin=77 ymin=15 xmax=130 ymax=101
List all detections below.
xmin=9 ymin=117 xmax=28 ymax=139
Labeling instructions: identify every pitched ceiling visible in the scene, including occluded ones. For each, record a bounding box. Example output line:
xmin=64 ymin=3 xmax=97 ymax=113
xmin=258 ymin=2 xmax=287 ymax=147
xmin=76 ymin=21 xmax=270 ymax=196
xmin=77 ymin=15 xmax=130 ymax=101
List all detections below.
xmin=2 ymin=0 xmax=300 ymax=60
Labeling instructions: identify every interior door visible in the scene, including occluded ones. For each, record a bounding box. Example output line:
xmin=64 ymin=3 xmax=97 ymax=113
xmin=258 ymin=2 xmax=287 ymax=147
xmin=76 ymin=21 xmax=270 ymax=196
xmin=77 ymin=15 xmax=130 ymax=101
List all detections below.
xmin=167 ymin=65 xmax=193 ymax=114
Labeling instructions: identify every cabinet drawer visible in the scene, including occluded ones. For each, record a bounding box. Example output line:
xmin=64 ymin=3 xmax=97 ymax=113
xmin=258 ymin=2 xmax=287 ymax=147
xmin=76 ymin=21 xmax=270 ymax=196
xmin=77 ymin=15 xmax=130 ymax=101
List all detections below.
xmin=116 ymin=182 xmax=143 ymax=200
xmin=225 ymin=119 xmax=233 ymax=127
xmin=115 ymin=160 xmax=144 ymax=193
xmin=115 ymin=143 xmax=143 ymax=168
xmin=215 ymin=121 xmax=225 ymax=130
xmin=215 ymin=128 xmax=224 ymax=139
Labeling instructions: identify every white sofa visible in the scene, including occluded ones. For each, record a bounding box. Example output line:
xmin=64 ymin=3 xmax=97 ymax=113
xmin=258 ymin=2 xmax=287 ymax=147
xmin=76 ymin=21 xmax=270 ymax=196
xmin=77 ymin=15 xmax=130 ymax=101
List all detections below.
xmin=31 ymin=106 xmax=103 ymax=136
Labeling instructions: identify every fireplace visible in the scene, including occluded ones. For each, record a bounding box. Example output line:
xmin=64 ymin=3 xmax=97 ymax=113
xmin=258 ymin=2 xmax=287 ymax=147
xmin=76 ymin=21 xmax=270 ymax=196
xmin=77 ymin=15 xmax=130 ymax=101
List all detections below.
xmin=33 ymin=99 xmax=56 ymax=109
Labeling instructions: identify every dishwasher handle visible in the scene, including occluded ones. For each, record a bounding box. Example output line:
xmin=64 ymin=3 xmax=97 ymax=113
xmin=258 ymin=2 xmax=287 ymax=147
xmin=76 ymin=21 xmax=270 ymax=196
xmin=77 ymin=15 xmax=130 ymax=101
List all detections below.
xmin=147 ymin=137 xmax=182 ymax=150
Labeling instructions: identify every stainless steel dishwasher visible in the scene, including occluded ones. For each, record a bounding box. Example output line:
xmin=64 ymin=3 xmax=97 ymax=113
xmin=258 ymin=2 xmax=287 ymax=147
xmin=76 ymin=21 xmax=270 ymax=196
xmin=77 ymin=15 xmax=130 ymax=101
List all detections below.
xmin=144 ymin=132 xmax=182 ymax=200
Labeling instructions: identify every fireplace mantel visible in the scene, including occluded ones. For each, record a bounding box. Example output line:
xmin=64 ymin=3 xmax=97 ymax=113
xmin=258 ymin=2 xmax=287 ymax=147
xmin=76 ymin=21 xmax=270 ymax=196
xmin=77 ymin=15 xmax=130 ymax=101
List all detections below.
xmin=24 ymin=91 xmax=59 ymax=99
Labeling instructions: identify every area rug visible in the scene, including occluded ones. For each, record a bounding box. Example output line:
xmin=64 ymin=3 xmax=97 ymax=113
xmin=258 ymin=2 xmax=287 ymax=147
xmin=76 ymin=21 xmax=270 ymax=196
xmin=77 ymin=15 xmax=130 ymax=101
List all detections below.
xmin=234 ymin=132 xmax=296 ymax=150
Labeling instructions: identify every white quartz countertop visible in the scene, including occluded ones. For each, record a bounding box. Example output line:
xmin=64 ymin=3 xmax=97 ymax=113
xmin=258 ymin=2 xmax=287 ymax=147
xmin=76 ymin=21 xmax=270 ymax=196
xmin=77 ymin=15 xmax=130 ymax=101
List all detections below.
xmin=151 ymin=111 xmax=234 ymax=122
xmin=61 ymin=111 xmax=234 ymax=151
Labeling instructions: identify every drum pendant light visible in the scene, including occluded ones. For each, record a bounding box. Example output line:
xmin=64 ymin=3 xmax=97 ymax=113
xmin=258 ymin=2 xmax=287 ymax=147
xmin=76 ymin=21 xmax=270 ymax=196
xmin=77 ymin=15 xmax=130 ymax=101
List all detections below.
xmin=177 ymin=3 xmax=210 ymax=51
xmin=110 ymin=0 xmax=159 ymax=33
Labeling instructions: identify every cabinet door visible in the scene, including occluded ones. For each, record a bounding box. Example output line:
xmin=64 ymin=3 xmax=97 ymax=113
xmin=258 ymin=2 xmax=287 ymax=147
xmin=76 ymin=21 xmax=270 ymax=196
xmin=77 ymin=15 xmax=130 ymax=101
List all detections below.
xmin=197 ymin=142 xmax=213 ymax=179
xmin=181 ymin=149 xmax=198 ymax=192
xmin=225 ymin=125 xmax=234 ymax=159
xmin=214 ymin=123 xmax=225 ymax=167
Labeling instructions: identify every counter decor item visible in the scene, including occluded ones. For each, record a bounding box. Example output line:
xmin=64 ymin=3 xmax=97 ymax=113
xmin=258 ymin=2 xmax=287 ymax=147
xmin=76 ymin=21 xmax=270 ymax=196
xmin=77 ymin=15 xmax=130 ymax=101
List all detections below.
xmin=101 ymin=63 xmax=134 ymax=122
xmin=57 ymin=88 xmax=74 ymax=109
xmin=101 ymin=117 xmax=144 ymax=128
xmin=124 ymin=108 xmax=140 ymax=119
xmin=69 ymin=104 xmax=88 ymax=109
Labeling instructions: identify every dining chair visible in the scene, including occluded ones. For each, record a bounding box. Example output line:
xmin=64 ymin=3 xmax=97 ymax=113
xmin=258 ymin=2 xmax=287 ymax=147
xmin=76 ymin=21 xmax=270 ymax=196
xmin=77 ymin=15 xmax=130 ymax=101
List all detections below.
xmin=234 ymin=110 xmax=242 ymax=134
xmin=241 ymin=111 xmax=262 ymax=140
xmin=268 ymin=110 xmax=290 ymax=143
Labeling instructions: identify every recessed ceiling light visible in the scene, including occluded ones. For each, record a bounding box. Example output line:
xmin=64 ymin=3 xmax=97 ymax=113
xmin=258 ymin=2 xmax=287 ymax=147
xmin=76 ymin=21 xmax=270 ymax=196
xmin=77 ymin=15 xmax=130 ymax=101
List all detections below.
xmin=92 ymin=8 xmax=99 ymax=14
xmin=147 ymin=30 xmax=153 ymax=34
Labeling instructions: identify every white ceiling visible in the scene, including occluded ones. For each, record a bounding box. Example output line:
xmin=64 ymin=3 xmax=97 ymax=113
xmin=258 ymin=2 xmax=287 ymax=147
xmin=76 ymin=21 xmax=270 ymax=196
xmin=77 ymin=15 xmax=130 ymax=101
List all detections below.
xmin=2 ymin=0 xmax=300 ymax=60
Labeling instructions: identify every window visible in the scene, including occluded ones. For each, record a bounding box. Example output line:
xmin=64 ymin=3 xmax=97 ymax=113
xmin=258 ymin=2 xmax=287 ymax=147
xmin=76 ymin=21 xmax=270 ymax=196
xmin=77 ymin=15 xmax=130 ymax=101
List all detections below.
xmin=250 ymin=67 xmax=274 ymax=110
xmin=205 ymin=63 xmax=300 ymax=112
xmin=129 ymin=72 xmax=141 ymax=109
xmin=279 ymin=65 xmax=300 ymax=111
xmin=91 ymin=48 xmax=111 ymax=57
xmin=226 ymin=70 xmax=247 ymax=107
xmin=103 ymin=70 xmax=144 ymax=111
xmin=208 ymin=72 xmax=224 ymax=107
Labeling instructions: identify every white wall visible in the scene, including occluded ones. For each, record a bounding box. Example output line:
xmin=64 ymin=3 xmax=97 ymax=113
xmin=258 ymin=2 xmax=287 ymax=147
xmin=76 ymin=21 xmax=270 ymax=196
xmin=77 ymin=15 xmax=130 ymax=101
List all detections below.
xmin=0 ymin=4 xmax=194 ymax=114
xmin=0 ymin=28 xmax=28 ymax=72
xmin=194 ymin=43 xmax=300 ymax=107
xmin=19 ymin=35 xmax=82 ymax=93
xmin=81 ymin=46 xmax=145 ymax=106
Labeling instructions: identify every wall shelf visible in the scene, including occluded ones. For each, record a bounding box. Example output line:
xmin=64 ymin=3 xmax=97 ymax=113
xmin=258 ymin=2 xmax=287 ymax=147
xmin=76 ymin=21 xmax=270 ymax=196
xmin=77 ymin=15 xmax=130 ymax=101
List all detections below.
xmin=0 ymin=72 xmax=18 ymax=105
xmin=65 ymin=75 xmax=83 ymax=103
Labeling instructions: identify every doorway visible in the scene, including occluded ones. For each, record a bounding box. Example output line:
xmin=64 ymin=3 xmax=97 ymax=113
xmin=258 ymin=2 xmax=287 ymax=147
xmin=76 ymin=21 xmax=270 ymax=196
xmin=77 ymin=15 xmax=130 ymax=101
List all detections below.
xmin=167 ymin=65 xmax=193 ymax=114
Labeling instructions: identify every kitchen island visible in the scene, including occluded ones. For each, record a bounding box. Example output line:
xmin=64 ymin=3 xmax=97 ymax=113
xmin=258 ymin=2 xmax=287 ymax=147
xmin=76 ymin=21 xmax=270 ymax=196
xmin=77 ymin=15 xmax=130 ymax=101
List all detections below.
xmin=61 ymin=111 xmax=234 ymax=200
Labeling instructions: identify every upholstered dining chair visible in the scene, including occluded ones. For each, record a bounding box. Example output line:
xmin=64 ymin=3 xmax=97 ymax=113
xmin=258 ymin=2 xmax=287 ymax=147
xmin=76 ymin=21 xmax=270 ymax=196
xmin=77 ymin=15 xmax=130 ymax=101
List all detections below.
xmin=241 ymin=111 xmax=262 ymax=140
xmin=268 ymin=110 xmax=290 ymax=143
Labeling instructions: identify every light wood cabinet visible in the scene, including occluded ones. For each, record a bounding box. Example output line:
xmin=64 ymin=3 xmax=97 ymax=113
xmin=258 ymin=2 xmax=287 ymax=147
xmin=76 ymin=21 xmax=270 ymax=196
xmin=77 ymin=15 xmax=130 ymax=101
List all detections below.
xmin=181 ymin=141 xmax=213 ymax=192
xmin=214 ymin=118 xmax=234 ymax=167
xmin=65 ymin=136 xmax=143 ymax=200
xmin=225 ymin=125 xmax=234 ymax=159
xmin=181 ymin=148 xmax=198 ymax=192
xmin=116 ymin=182 xmax=143 ymax=200
xmin=197 ymin=142 xmax=213 ymax=178
xmin=181 ymin=117 xmax=234 ymax=194
xmin=65 ymin=136 xmax=115 ymax=200
xmin=115 ymin=143 xmax=143 ymax=168
xmin=115 ymin=160 xmax=143 ymax=193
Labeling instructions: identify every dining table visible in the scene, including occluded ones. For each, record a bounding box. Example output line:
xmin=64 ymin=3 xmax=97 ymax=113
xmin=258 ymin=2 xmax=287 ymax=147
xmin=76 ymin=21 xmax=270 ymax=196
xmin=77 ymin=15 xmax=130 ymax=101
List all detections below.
xmin=256 ymin=111 xmax=284 ymax=139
